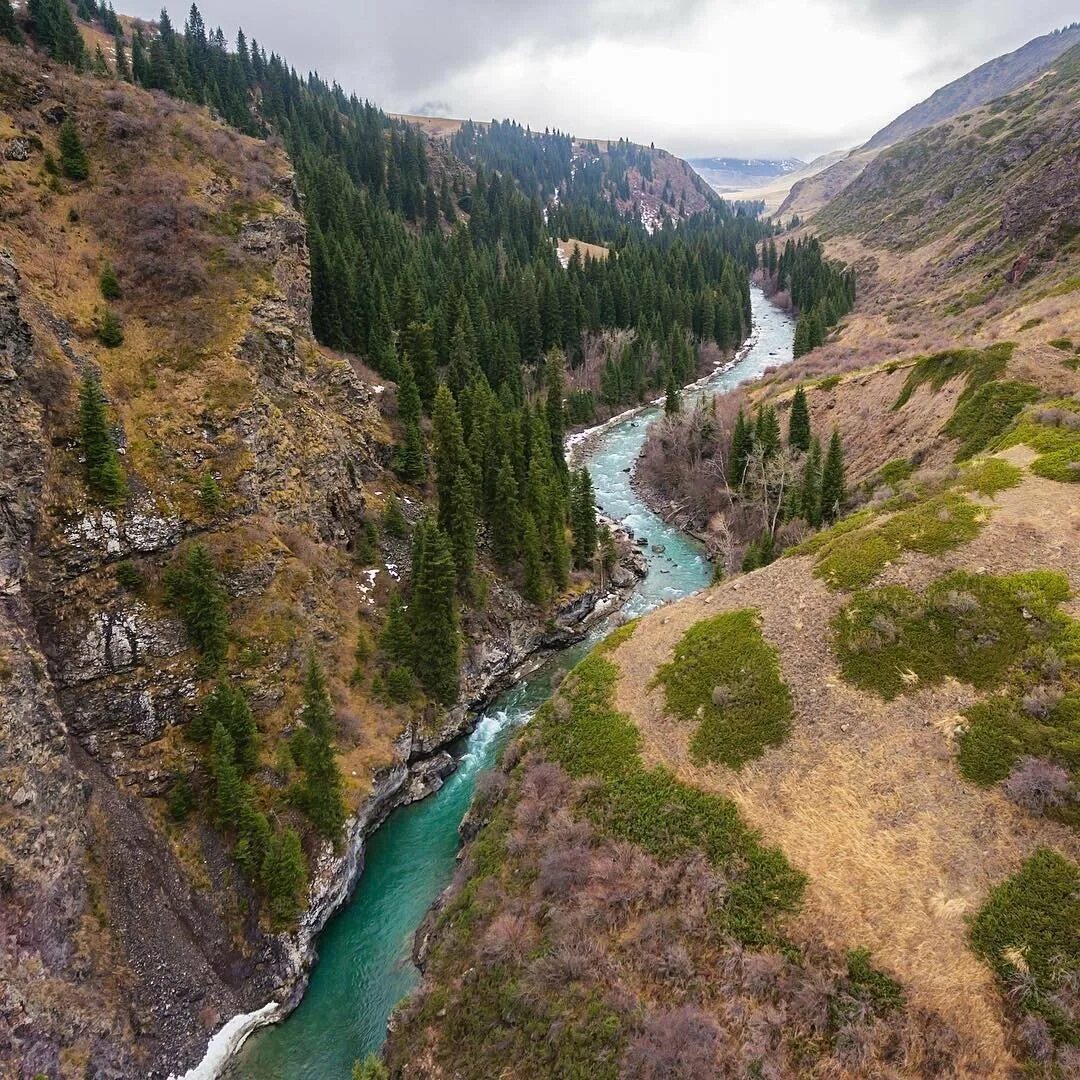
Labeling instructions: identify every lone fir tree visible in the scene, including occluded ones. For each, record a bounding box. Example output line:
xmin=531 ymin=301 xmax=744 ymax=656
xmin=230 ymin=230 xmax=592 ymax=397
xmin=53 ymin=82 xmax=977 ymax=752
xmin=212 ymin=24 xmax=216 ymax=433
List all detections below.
xmin=291 ymin=652 xmax=346 ymax=843
xmin=58 ymin=118 xmax=89 ymax=181
xmin=165 ymin=544 xmax=229 ymax=669
xmin=819 ymin=427 xmax=846 ymax=523
xmin=78 ymin=373 xmax=127 ymax=504
xmin=788 ymin=385 xmax=811 ymax=451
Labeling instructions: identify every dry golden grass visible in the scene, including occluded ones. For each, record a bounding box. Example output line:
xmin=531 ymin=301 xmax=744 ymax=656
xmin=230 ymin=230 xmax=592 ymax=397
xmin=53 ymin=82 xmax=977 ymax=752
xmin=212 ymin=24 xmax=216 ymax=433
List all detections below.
xmin=555 ymin=236 xmax=609 ymax=265
xmin=607 ymin=459 xmax=1080 ymax=1075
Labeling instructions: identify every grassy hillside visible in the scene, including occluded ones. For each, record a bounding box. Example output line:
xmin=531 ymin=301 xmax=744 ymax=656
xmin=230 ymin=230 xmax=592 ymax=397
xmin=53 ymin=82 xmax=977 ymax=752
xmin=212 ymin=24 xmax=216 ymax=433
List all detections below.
xmin=863 ymin=23 xmax=1080 ymax=151
xmin=778 ymin=27 xmax=1079 ymax=224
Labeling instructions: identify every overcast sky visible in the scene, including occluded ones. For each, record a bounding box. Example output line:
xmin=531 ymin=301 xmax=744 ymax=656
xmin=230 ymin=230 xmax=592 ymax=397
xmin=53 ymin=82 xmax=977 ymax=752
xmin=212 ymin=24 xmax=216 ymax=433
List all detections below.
xmin=128 ymin=0 xmax=1076 ymax=160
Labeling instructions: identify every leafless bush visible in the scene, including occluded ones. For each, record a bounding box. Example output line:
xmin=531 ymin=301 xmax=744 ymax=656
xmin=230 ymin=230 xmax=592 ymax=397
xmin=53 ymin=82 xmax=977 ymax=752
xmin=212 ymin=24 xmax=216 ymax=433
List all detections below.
xmin=869 ymin=612 xmax=899 ymax=645
xmin=1018 ymin=1014 xmax=1055 ymax=1063
xmin=741 ymin=950 xmax=788 ymax=995
xmin=621 ymin=1006 xmax=721 ymax=1079
xmin=1002 ymin=756 xmax=1073 ymax=813
xmin=934 ymin=589 xmax=980 ymax=616
xmin=521 ymin=761 xmax=573 ymax=805
xmin=526 ymin=934 xmax=605 ymax=991
xmin=1021 ymin=684 xmax=1064 ymax=720
xmin=24 ymin=355 xmax=73 ymax=413
xmin=788 ymin=969 xmax=836 ymax=1035
xmin=535 ymin=844 xmax=594 ymax=898
xmin=102 ymin=89 xmax=126 ymax=110
xmin=470 ymin=770 xmax=509 ymax=818
xmin=1032 ymin=406 xmax=1080 ymax=429
xmin=106 ymin=111 xmax=150 ymax=141
xmin=478 ymin=910 xmax=538 ymax=968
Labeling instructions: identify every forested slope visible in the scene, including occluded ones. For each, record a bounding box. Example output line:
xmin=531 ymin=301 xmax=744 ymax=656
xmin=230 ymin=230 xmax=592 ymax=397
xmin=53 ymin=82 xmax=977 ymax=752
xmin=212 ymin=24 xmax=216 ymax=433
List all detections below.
xmin=0 ymin=1 xmax=774 ymax=1075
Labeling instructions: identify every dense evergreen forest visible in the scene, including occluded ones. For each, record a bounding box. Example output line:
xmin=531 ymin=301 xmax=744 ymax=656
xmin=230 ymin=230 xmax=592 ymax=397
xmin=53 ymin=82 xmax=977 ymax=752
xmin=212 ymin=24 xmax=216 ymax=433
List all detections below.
xmin=761 ymin=235 xmax=855 ymax=356
xmin=13 ymin=0 xmax=772 ymax=735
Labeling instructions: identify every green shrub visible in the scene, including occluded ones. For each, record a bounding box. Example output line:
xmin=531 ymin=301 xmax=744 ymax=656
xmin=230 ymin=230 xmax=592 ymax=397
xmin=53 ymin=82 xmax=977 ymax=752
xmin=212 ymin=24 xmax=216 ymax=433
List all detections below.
xmin=957 ymin=457 xmax=1023 ymax=495
xmin=969 ymin=849 xmax=1080 ymax=1049
xmin=832 ymin=570 xmax=1071 ymax=700
xmin=813 ymin=493 xmax=986 ymax=591
xmin=893 ymin=343 xmax=1014 ymax=410
xmin=996 ymin=400 xmax=1080 ymax=483
xmin=96 ymin=308 xmax=124 ymax=347
xmin=943 ymin=380 xmax=1041 ymax=460
xmin=815 ymin=373 xmax=841 ymax=391
xmin=539 ymin=631 xmax=804 ymax=946
xmin=871 ymin=458 xmax=914 ymax=488
xmin=1048 ymin=338 xmax=1074 ymax=352
xmin=652 ymin=610 xmax=793 ymax=768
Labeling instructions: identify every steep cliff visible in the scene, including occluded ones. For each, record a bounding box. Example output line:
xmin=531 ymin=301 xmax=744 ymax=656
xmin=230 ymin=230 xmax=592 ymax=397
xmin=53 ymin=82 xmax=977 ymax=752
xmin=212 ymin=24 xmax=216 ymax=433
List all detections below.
xmin=0 ymin=42 xmax=643 ymax=1078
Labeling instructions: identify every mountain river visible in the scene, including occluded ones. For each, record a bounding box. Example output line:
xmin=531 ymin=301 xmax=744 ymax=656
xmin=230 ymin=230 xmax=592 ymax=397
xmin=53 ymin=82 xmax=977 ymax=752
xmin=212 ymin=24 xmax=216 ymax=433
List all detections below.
xmin=233 ymin=285 xmax=794 ymax=1078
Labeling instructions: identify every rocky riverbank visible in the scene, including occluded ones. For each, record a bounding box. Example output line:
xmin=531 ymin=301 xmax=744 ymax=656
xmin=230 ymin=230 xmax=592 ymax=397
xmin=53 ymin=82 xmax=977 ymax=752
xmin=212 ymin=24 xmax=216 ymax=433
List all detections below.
xmin=178 ymin=533 xmax=647 ymax=1077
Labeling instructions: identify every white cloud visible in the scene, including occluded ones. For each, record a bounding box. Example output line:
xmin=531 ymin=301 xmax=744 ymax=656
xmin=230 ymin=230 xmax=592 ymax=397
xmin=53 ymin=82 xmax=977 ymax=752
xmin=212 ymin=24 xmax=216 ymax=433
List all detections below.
xmin=127 ymin=0 xmax=1078 ymax=158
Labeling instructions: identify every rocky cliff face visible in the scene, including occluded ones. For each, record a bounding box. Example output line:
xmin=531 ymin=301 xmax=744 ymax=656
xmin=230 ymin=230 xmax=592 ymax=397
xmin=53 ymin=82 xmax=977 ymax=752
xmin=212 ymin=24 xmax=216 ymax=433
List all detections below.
xmin=0 ymin=46 xmax=648 ymax=1078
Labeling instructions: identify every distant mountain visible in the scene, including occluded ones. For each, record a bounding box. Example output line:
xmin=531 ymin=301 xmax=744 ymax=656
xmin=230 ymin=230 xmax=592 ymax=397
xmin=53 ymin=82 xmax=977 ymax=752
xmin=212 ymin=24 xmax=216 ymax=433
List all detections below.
xmin=688 ymin=156 xmax=804 ymax=191
xmin=864 ymin=23 xmax=1080 ymax=150
xmin=779 ymin=23 xmax=1080 ymax=221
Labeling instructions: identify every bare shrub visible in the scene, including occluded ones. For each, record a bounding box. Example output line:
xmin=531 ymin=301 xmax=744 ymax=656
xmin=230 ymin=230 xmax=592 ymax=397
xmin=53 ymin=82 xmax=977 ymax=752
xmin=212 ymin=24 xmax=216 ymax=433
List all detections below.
xmin=1002 ymin=756 xmax=1073 ymax=813
xmin=741 ymin=950 xmax=788 ymax=995
xmin=621 ymin=1006 xmax=721 ymax=1079
xmin=1018 ymin=1014 xmax=1055 ymax=1063
xmin=526 ymin=934 xmax=605 ymax=991
xmin=478 ymin=910 xmax=538 ymax=968
xmin=1021 ymin=684 xmax=1064 ymax=720
xmin=788 ymin=969 xmax=836 ymax=1035
xmin=521 ymin=761 xmax=573 ymax=805
xmin=535 ymin=844 xmax=594 ymax=898
xmin=470 ymin=770 xmax=509 ymax=818
xmin=935 ymin=589 xmax=980 ymax=616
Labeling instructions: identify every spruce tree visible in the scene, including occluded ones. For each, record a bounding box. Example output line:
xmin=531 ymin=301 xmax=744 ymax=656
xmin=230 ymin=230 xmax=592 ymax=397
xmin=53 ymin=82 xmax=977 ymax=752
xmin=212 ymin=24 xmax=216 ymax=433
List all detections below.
xmin=788 ymin=385 xmax=811 ymax=452
xmin=664 ymin=370 xmax=681 ymax=417
xmin=199 ymin=470 xmax=223 ymax=515
xmin=818 ymin=427 xmax=845 ymax=523
xmin=570 ymin=468 xmax=597 ymax=569
xmin=192 ymin=679 xmax=259 ymax=771
xmin=114 ymin=35 xmax=131 ymax=81
xmin=58 ymin=119 xmax=89 ymax=181
xmin=521 ymin=511 xmax=547 ymax=604
xmin=96 ymin=308 xmax=124 ymax=347
xmin=491 ymin=453 xmax=520 ymax=567
xmin=78 ymin=373 xmax=128 ymax=505
xmin=382 ymin=495 xmax=407 ymax=538
xmin=728 ymin=408 xmax=752 ymax=487
xmin=165 ymin=544 xmax=229 ymax=669
xmin=1 ymin=0 xmax=23 ymax=43
xmin=262 ymin=826 xmax=307 ymax=927
xmin=409 ymin=522 xmax=459 ymax=704
xmin=544 ymin=349 xmax=567 ymax=471
xmin=432 ymin=384 xmax=467 ymax=531
xmin=99 ymin=263 xmax=121 ymax=300
xmin=209 ymin=722 xmax=244 ymax=827
xmin=233 ymin=799 xmax=271 ymax=882
xmin=292 ymin=652 xmax=346 ymax=843
xmin=448 ymin=469 xmax=476 ymax=593
xmin=755 ymin=405 xmax=781 ymax=460
xmin=380 ymin=591 xmax=416 ymax=665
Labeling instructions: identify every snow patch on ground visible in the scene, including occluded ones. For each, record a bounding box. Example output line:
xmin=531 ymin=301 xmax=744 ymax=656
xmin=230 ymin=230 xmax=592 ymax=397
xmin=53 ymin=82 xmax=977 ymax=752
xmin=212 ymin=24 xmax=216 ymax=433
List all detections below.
xmin=170 ymin=1002 xmax=279 ymax=1080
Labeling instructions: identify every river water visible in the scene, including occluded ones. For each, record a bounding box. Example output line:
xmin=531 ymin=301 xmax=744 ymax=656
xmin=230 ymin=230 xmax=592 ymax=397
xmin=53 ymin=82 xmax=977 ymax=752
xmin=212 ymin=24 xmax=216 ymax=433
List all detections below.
xmin=234 ymin=286 xmax=794 ymax=1079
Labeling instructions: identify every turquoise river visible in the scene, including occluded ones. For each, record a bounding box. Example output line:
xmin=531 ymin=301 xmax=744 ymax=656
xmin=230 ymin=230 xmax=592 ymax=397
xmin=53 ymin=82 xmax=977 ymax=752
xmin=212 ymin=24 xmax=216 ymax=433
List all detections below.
xmin=233 ymin=285 xmax=794 ymax=1078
